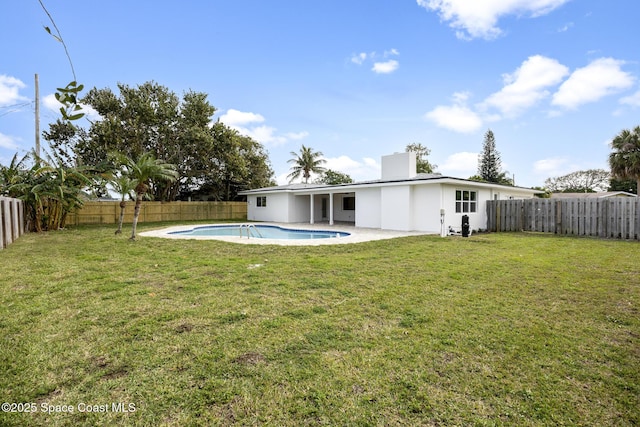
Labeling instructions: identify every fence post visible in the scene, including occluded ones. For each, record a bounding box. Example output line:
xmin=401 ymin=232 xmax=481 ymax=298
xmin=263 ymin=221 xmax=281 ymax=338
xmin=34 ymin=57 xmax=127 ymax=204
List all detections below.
xmin=2 ymin=198 xmax=12 ymax=248
xmin=555 ymin=200 xmax=562 ymax=235
xmin=0 ymin=197 xmax=4 ymax=250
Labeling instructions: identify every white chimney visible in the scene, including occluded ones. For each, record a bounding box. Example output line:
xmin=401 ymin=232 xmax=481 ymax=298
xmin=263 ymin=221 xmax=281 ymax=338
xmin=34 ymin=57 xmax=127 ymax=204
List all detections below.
xmin=381 ymin=152 xmax=417 ymax=180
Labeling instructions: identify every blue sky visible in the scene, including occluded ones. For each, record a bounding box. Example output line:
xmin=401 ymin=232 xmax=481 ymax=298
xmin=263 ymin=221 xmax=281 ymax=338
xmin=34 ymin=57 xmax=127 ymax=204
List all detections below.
xmin=1 ymin=0 xmax=639 ymax=188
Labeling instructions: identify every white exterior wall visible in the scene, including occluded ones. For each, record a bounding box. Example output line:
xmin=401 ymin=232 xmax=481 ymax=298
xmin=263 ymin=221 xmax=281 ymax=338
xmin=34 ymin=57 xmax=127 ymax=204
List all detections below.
xmin=381 ymin=186 xmax=412 ymax=231
xmin=439 ymin=184 xmax=489 ymax=232
xmin=243 ymin=178 xmax=538 ymax=232
xmin=411 ymin=184 xmax=444 ymax=233
xmin=440 ymin=185 xmax=537 ymax=231
xmin=355 ymin=187 xmax=381 ymax=228
xmin=289 ymin=195 xmax=311 ymax=222
xmin=247 ymin=193 xmax=291 ymax=222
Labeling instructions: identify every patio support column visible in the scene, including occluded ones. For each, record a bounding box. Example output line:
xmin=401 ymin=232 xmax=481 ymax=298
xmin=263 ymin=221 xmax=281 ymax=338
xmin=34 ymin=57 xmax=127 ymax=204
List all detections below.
xmin=329 ymin=192 xmax=334 ymax=225
xmin=309 ymin=195 xmax=314 ymax=224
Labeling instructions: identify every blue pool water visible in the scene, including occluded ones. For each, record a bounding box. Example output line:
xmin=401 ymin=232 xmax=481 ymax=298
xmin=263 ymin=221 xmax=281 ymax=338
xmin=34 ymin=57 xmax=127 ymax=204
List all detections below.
xmin=169 ymin=224 xmax=350 ymax=240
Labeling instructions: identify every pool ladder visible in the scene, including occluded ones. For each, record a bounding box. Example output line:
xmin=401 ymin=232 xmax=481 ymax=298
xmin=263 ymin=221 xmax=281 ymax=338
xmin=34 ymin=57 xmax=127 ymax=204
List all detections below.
xmin=239 ymin=223 xmax=263 ymax=239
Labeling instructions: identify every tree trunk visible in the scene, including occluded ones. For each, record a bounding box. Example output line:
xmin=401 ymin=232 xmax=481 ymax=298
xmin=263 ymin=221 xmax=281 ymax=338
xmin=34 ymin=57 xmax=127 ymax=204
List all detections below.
xmin=130 ymin=193 xmax=143 ymax=240
xmin=115 ymin=200 xmax=126 ymax=234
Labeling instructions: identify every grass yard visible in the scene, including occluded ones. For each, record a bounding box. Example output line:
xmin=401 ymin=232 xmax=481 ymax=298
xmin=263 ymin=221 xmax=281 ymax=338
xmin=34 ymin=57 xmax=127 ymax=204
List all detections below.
xmin=1 ymin=223 xmax=638 ymax=426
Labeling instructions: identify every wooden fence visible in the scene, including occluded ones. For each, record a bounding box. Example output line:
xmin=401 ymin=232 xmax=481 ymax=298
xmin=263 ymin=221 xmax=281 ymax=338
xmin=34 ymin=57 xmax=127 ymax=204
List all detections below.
xmin=0 ymin=196 xmax=25 ymax=250
xmin=66 ymin=201 xmax=247 ymax=226
xmin=486 ymin=198 xmax=640 ymax=240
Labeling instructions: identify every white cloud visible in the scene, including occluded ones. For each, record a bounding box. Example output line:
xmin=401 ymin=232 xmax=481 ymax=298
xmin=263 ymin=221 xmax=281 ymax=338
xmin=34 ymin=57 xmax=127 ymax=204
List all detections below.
xmin=324 ymin=155 xmax=381 ymax=181
xmin=239 ymin=125 xmax=287 ymax=146
xmin=351 ymin=49 xmax=400 ymax=74
xmin=351 ymin=52 xmax=368 ymax=65
xmin=620 ymin=89 xmax=640 ymax=108
xmin=557 ymin=22 xmax=574 ymax=32
xmin=219 ymin=109 xmax=307 ymax=147
xmin=552 ymin=58 xmax=636 ymax=109
xmin=276 ymin=172 xmax=290 ymax=185
xmin=43 ymin=93 xmax=62 ymax=112
xmin=533 ymin=157 xmax=569 ymax=176
xmin=285 ymin=131 xmax=310 ymax=140
xmin=481 ymin=55 xmax=569 ymax=118
xmin=363 ymin=157 xmax=379 ymax=168
xmin=219 ymin=109 xmax=265 ymax=126
xmin=425 ymin=92 xmax=483 ymax=133
xmin=439 ymin=152 xmax=478 ymax=177
xmin=0 ymin=132 xmax=19 ymax=150
xmin=0 ymin=75 xmax=28 ymax=106
xmin=416 ymin=0 xmax=570 ymax=40
xmin=372 ymin=60 xmax=399 ymax=74
xmin=276 ymin=155 xmax=381 ymax=185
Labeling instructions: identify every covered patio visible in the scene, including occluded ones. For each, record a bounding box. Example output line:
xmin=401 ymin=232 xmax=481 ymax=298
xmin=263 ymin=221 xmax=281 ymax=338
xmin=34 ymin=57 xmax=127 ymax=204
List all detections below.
xmin=295 ymin=191 xmax=356 ymax=226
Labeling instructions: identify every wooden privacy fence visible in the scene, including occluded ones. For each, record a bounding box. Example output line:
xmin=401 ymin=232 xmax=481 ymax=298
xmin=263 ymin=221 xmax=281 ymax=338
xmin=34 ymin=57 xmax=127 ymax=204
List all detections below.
xmin=66 ymin=201 xmax=247 ymax=226
xmin=487 ymin=198 xmax=640 ymax=240
xmin=0 ymin=196 xmax=25 ymax=250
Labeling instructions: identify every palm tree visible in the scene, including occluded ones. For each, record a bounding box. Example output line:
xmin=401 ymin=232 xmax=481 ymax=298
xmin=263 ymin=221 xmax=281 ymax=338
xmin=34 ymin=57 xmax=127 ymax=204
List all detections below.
xmin=109 ymin=172 xmax=137 ymax=234
xmin=287 ymin=145 xmax=326 ymax=183
xmin=609 ymin=126 xmax=640 ymax=195
xmin=117 ymin=152 xmax=178 ymax=240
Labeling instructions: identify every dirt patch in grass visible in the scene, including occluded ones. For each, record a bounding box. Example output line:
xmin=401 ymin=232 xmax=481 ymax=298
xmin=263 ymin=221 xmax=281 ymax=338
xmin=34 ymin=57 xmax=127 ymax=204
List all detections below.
xmin=232 ymin=352 xmax=267 ymax=365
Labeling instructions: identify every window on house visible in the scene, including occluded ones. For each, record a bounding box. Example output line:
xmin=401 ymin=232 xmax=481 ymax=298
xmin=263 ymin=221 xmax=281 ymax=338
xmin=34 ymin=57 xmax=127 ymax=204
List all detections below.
xmin=342 ymin=196 xmax=355 ymax=211
xmin=256 ymin=196 xmax=267 ymax=207
xmin=455 ymin=190 xmax=476 ymax=213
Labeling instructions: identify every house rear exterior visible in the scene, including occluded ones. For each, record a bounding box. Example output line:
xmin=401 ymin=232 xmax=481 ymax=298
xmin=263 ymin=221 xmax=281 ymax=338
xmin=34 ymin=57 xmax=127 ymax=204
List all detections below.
xmin=239 ymin=152 xmax=540 ymax=234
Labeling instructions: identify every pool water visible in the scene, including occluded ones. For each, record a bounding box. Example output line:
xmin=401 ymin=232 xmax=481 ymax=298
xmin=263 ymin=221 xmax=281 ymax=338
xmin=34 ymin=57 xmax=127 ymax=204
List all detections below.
xmin=169 ymin=224 xmax=350 ymax=240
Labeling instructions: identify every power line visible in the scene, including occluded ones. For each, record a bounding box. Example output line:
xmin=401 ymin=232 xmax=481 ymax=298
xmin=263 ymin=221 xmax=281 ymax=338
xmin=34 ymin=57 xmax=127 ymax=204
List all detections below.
xmin=0 ymin=102 xmax=33 ymax=118
xmin=0 ymin=101 xmax=33 ymax=110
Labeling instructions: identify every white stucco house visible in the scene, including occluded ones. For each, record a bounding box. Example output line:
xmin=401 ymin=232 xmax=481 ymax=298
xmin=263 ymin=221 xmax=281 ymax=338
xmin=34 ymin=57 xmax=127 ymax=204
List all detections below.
xmin=239 ymin=152 xmax=540 ymax=234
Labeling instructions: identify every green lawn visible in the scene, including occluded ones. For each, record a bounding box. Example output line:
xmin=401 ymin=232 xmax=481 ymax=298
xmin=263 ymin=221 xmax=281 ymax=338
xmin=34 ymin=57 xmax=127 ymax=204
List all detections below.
xmin=1 ymin=223 xmax=638 ymax=426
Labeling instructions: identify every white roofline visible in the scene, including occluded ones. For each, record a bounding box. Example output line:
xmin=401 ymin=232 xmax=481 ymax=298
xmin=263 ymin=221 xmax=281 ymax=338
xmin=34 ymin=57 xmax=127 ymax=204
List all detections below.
xmin=239 ymin=176 xmax=541 ymax=196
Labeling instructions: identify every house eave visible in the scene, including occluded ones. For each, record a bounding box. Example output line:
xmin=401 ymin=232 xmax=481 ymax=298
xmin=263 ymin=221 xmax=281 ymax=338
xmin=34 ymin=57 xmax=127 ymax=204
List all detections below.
xmin=239 ymin=176 xmax=541 ymax=196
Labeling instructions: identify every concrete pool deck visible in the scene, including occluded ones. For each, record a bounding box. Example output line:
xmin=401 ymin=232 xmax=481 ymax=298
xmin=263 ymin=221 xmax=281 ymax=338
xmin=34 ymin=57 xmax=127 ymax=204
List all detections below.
xmin=139 ymin=222 xmax=433 ymax=246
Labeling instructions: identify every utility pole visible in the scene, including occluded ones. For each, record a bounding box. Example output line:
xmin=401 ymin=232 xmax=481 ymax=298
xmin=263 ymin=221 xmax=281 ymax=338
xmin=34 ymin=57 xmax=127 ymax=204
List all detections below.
xmin=35 ymin=73 xmax=40 ymax=158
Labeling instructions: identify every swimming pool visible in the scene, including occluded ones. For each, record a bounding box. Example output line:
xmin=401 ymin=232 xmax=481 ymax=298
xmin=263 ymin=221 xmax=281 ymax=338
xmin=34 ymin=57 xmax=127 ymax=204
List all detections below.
xmin=169 ymin=224 xmax=350 ymax=240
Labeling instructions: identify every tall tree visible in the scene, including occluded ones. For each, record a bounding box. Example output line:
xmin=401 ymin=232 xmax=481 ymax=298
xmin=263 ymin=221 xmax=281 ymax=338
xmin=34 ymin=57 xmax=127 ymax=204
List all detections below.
xmin=115 ymin=152 xmax=178 ymax=240
xmin=78 ymin=82 xmax=212 ymax=200
xmin=405 ymin=143 xmax=436 ymax=173
xmin=45 ymin=82 xmax=274 ymax=201
xmin=544 ymin=169 xmax=610 ymax=193
xmin=287 ymin=145 xmax=326 ymax=183
xmin=609 ymin=126 xmax=640 ymax=195
xmin=478 ymin=129 xmax=503 ymax=183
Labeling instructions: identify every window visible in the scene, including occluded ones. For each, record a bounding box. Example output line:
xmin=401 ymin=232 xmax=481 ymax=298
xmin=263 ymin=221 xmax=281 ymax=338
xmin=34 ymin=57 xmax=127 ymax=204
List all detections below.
xmin=455 ymin=190 xmax=476 ymax=213
xmin=256 ymin=196 xmax=267 ymax=207
xmin=342 ymin=196 xmax=355 ymax=211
